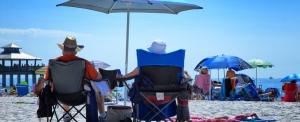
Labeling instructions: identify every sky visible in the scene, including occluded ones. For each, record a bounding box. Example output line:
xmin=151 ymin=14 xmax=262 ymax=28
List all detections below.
xmin=0 ymin=0 xmax=299 ymax=80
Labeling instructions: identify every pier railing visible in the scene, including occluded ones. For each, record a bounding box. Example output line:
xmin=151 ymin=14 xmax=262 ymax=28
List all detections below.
xmin=0 ymin=65 xmax=44 ymax=72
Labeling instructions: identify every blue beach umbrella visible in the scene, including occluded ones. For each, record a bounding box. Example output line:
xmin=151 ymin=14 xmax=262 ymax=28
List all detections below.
xmin=194 ymin=55 xmax=252 ymax=101
xmin=57 ymin=0 xmax=202 ymax=105
xmin=280 ymin=74 xmax=300 ymax=83
xmin=199 ymin=54 xmax=253 ymax=71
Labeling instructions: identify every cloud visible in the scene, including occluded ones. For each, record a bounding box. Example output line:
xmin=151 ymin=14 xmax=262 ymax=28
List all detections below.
xmin=0 ymin=38 xmax=22 ymax=43
xmin=0 ymin=28 xmax=92 ymax=37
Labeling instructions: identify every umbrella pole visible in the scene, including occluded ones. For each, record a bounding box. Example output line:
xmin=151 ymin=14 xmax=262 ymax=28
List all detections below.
xmin=218 ymin=69 xmax=219 ymax=82
xmin=209 ymin=70 xmax=211 ymax=101
xmin=123 ymin=3 xmax=131 ymax=106
xmin=256 ymin=67 xmax=257 ymax=86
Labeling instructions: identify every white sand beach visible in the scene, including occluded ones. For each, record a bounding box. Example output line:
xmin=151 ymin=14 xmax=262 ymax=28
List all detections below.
xmin=0 ymin=96 xmax=299 ymax=122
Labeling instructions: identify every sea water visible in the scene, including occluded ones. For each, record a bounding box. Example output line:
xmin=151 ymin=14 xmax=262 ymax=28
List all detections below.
xmin=1 ymin=77 xmax=299 ymax=95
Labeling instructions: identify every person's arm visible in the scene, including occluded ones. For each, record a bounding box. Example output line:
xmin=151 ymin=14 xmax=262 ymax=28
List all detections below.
xmin=86 ymin=61 xmax=102 ymax=81
xmin=123 ymin=67 xmax=139 ymax=78
xmin=193 ymin=76 xmax=199 ymax=86
xmin=184 ymin=70 xmax=192 ymax=79
xmin=95 ymin=72 xmax=102 ymax=81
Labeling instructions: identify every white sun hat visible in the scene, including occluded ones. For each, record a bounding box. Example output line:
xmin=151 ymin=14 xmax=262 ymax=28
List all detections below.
xmin=147 ymin=39 xmax=166 ymax=54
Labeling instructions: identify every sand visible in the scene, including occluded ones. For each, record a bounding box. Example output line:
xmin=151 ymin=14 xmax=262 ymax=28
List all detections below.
xmin=0 ymin=96 xmax=299 ymax=122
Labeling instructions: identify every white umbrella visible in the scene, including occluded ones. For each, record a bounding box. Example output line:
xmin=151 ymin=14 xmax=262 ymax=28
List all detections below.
xmin=57 ymin=0 xmax=202 ymax=105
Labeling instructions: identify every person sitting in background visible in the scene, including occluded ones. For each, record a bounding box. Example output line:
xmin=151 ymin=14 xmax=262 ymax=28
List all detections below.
xmin=226 ymin=68 xmax=236 ymax=79
xmin=9 ymin=86 xmax=16 ymax=95
xmin=193 ymin=66 xmax=210 ymax=100
xmin=290 ymin=80 xmax=299 ymax=98
xmin=182 ymin=70 xmax=194 ymax=100
xmin=33 ymin=76 xmax=45 ymax=96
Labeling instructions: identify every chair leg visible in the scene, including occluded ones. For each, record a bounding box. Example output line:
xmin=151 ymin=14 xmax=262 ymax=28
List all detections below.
xmin=139 ymin=93 xmax=179 ymax=122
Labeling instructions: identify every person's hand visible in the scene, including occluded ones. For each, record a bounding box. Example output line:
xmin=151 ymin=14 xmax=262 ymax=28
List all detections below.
xmin=116 ymin=74 xmax=123 ymax=78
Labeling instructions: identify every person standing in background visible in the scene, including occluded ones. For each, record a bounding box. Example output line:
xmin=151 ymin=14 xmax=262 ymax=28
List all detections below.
xmin=226 ymin=68 xmax=236 ymax=79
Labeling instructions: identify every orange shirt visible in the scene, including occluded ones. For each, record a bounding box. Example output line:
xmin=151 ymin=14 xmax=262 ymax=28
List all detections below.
xmin=45 ymin=54 xmax=99 ymax=81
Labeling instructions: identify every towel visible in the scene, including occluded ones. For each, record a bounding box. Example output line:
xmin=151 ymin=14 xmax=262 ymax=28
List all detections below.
xmin=91 ymin=80 xmax=110 ymax=96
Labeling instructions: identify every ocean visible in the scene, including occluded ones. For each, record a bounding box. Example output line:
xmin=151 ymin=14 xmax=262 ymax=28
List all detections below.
xmin=1 ymin=77 xmax=299 ymax=96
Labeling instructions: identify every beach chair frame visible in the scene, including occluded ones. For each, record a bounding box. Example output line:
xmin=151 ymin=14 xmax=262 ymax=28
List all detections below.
xmin=46 ymin=59 xmax=97 ymax=122
xmin=98 ymin=68 xmax=123 ymax=103
xmin=122 ymin=49 xmax=187 ymax=122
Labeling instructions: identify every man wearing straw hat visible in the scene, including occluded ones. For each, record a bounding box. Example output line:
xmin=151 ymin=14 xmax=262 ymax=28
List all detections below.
xmin=43 ymin=36 xmax=107 ymax=121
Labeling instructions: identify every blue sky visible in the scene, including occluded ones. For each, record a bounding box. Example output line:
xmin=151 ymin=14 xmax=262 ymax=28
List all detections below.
xmin=0 ymin=0 xmax=299 ymax=79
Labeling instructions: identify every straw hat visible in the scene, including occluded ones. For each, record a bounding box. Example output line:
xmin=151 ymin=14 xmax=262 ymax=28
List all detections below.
xmin=147 ymin=40 xmax=166 ymax=54
xmin=200 ymin=66 xmax=209 ymax=74
xmin=56 ymin=36 xmax=83 ymax=53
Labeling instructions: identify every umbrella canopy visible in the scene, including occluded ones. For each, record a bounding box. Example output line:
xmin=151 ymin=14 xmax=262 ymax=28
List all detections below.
xmin=90 ymin=60 xmax=111 ymax=69
xmin=248 ymin=59 xmax=274 ymax=68
xmin=280 ymin=74 xmax=300 ymax=83
xmin=195 ymin=55 xmax=253 ymax=71
xmin=57 ymin=0 xmax=202 ymax=75
xmin=57 ymin=0 xmax=202 ymax=105
xmin=35 ymin=66 xmax=48 ymax=74
xmin=194 ymin=56 xmax=213 ymax=72
xmin=247 ymin=58 xmax=274 ymax=85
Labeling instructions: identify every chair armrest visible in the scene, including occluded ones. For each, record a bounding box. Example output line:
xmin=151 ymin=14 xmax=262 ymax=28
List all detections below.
xmin=83 ymin=79 xmax=91 ymax=83
xmin=116 ymin=76 xmax=136 ymax=81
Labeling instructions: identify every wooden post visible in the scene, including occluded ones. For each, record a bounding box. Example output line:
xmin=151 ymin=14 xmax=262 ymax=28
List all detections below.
xmin=17 ymin=74 xmax=21 ymax=84
xmin=10 ymin=74 xmax=13 ymax=86
xmin=32 ymin=74 xmax=36 ymax=84
xmin=19 ymin=60 xmax=21 ymax=70
xmin=26 ymin=60 xmax=28 ymax=71
xmin=10 ymin=60 xmax=13 ymax=71
xmin=2 ymin=74 xmax=6 ymax=87
xmin=25 ymin=74 xmax=28 ymax=84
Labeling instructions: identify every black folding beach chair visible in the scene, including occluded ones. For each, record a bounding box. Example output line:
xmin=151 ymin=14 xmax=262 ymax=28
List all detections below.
xmin=119 ymin=49 xmax=190 ymax=122
xmin=98 ymin=68 xmax=125 ymax=102
xmin=47 ymin=59 xmax=98 ymax=122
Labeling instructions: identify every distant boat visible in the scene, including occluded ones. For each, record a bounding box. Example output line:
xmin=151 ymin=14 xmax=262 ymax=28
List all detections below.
xmin=269 ymin=77 xmax=274 ymax=79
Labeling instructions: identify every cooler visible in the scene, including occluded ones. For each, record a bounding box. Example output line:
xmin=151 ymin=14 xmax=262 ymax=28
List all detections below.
xmin=107 ymin=106 xmax=132 ymax=122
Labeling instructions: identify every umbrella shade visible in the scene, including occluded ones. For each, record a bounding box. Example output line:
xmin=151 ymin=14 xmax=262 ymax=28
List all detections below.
xmin=35 ymin=66 xmax=48 ymax=74
xmin=280 ymin=74 xmax=300 ymax=83
xmin=57 ymin=0 xmax=202 ymax=14
xmin=57 ymin=0 xmax=202 ymax=104
xmin=196 ymin=55 xmax=252 ymax=71
xmin=247 ymin=59 xmax=274 ymax=85
xmin=248 ymin=59 xmax=274 ymax=68
xmin=194 ymin=56 xmax=214 ymax=72
xmin=90 ymin=60 xmax=111 ymax=69
xmin=57 ymin=0 xmax=202 ymax=74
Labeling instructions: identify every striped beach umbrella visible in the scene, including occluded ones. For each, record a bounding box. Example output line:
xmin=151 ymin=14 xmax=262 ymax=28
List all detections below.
xmin=248 ymin=59 xmax=274 ymax=85
xmin=90 ymin=60 xmax=110 ymax=69
xmin=35 ymin=66 xmax=48 ymax=74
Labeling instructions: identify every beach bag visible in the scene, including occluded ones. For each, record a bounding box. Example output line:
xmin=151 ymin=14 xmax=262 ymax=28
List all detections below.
xmin=37 ymin=85 xmax=57 ymax=118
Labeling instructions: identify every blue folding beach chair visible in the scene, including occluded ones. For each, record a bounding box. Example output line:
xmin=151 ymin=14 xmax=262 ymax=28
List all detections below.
xmin=119 ymin=49 xmax=189 ymax=122
xmin=16 ymin=84 xmax=29 ymax=96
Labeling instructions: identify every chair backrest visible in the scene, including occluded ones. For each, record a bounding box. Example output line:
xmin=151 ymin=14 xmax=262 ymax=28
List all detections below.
xmin=282 ymin=83 xmax=298 ymax=92
xmin=136 ymin=49 xmax=185 ymax=88
xmin=16 ymin=84 xmax=29 ymax=96
xmin=98 ymin=68 xmax=118 ymax=89
xmin=48 ymin=59 xmax=85 ymax=94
